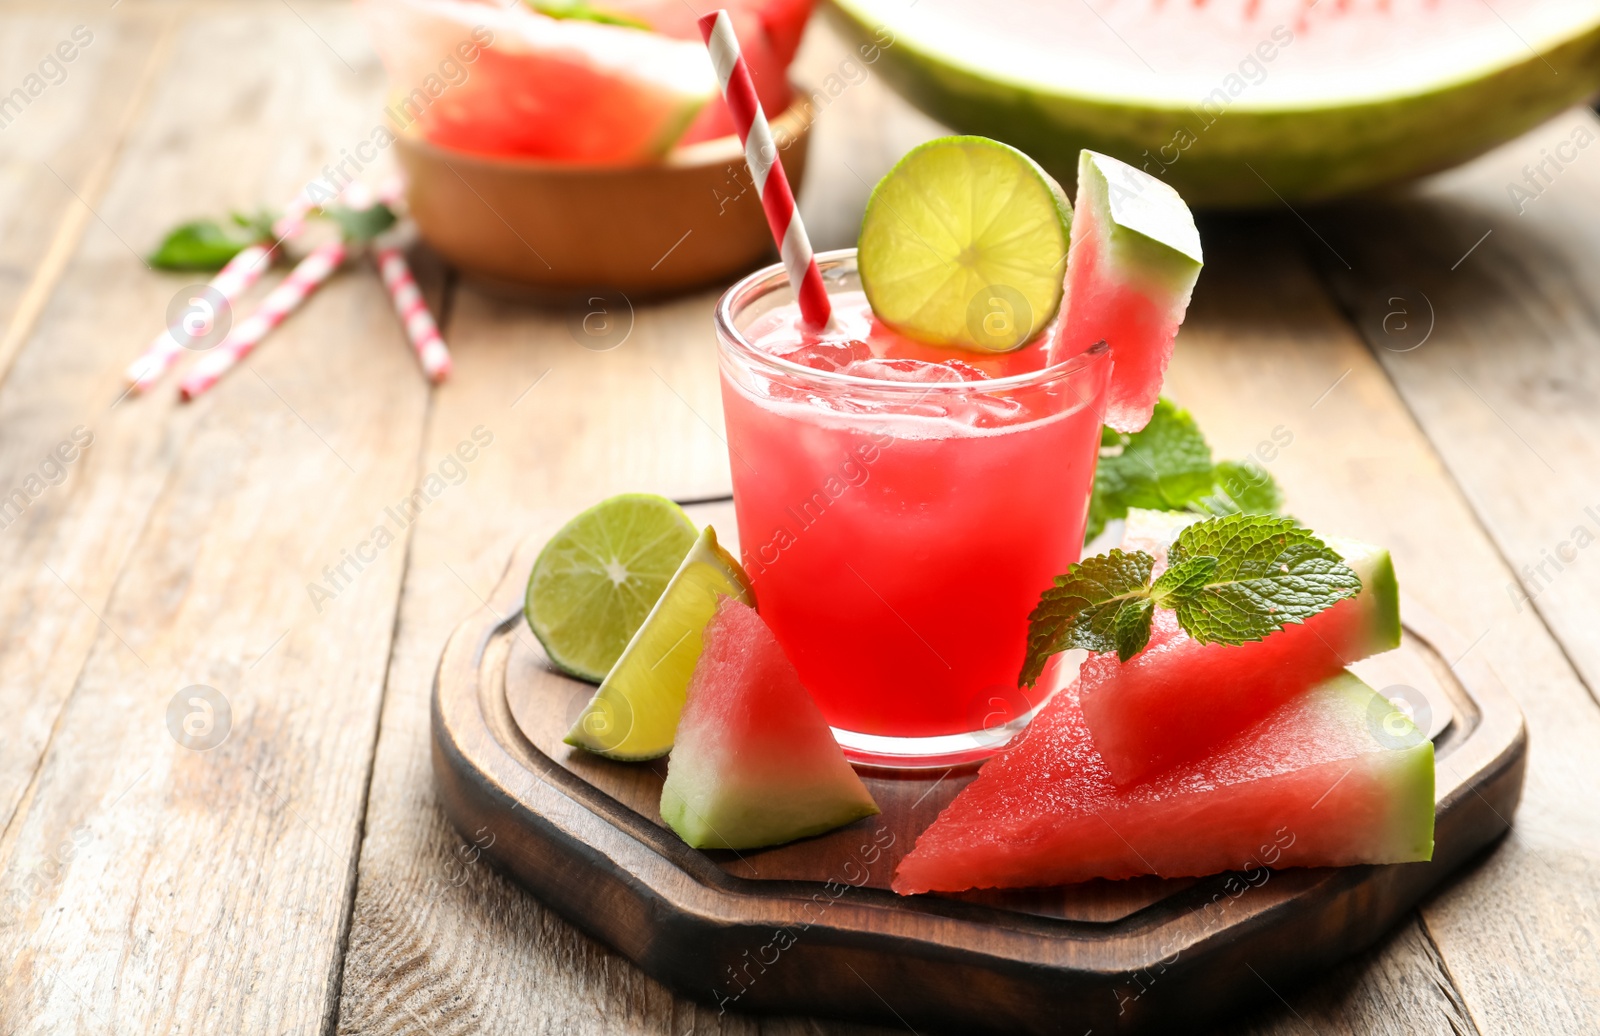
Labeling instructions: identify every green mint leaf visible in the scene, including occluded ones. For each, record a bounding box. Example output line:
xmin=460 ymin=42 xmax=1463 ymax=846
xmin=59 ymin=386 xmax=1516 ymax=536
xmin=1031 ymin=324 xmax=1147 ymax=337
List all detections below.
xmin=1150 ymin=554 xmax=1218 ymax=604
xmin=321 ymin=201 xmax=397 ymax=243
xmin=1112 ymin=597 xmax=1154 ymax=662
xmin=148 ymin=217 xmax=266 ymax=271
xmin=1190 ymin=459 xmax=1285 ymax=518
xmin=528 ymin=0 xmax=651 ymax=29
xmin=1166 ymin=514 xmax=1362 ymax=645
xmin=1020 ymin=549 xmax=1154 ymax=687
xmin=1085 ymin=398 xmax=1215 ymax=542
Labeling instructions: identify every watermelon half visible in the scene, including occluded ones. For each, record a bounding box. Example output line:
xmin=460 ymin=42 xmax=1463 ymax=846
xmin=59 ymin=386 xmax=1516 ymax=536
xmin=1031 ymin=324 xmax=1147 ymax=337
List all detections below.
xmin=1054 ymin=151 xmax=1202 ymax=433
xmin=893 ymin=671 xmax=1434 ymax=894
xmin=660 ymin=598 xmax=879 ymax=850
xmin=1080 ymin=509 xmax=1401 ymax=786
xmin=827 ymin=0 xmax=1600 ymax=207
xmin=358 ymin=0 xmax=716 ymax=162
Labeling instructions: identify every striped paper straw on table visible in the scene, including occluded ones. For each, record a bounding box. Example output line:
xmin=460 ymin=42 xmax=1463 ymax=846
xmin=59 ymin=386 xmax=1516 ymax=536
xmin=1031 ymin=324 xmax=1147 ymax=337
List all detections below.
xmin=125 ymin=193 xmax=318 ymax=392
xmin=698 ymin=9 xmax=831 ymax=330
xmin=371 ymin=175 xmax=450 ymax=382
xmin=374 ymin=243 xmax=451 ymax=383
xmin=177 ymin=239 xmax=347 ymax=402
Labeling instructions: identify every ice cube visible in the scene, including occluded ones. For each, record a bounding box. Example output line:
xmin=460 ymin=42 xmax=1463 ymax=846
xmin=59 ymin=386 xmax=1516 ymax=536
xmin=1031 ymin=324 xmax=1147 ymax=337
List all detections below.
xmin=842 ymin=357 xmax=966 ymax=384
xmin=940 ymin=359 xmax=992 ymax=381
xmin=950 ymin=392 xmax=1026 ymax=428
xmin=772 ymin=339 xmax=872 ymax=372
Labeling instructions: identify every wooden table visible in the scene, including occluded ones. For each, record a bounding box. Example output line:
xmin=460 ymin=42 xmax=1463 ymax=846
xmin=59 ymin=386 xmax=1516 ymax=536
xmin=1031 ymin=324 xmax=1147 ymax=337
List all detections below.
xmin=1 ymin=3 xmax=1596 ymax=1033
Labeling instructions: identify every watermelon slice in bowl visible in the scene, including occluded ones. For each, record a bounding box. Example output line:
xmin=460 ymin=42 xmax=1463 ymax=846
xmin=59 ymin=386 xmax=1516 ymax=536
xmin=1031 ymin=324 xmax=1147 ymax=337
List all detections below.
xmin=827 ymin=0 xmax=1600 ymax=207
xmin=1053 ymin=151 xmax=1202 ymax=433
xmin=1080 ymin=509 xmax=1401 ymax=786
xmin=893 ymin=670 xmax=1434 ymax=895
xmin=359 ymin=0 xmax=717 ymax=163
xmin=567 ymin=0 xmax=816 ymax=145
xmin=359 ymin=0 xmax=815 ymax=162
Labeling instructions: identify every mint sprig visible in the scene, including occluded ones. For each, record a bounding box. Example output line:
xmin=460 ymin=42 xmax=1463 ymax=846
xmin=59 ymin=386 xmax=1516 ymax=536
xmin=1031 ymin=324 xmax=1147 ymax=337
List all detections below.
xmin=148 ymin=211 xmax=275 ymax=271
xmin=1087 ymin=399 xmax=1285 ymax=542
xmin=1164 ymin=514 xmax=1362 ymax=644
xmin=1021 ymin=513 xmax=1362 ymax=685
xmin=321 ymin=201 xmax=397 ymax=243
xmin=149 ymin=201 xmax=398 ymax=273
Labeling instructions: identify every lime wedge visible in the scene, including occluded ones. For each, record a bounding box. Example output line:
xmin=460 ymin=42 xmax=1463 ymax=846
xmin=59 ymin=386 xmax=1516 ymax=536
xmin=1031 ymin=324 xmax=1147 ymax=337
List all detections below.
xmin=525 ymin=494 xmax=698 ymax=683
xmin=857 ymin=135 xmax=1073 ymax=353
xmin=566 ymin=526 xmax=754 ymax=760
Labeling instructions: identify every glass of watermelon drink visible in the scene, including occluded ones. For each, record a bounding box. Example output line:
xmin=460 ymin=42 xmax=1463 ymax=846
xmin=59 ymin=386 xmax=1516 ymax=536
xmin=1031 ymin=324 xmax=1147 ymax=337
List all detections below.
xmin=716 ymin=249 xmax=1110 ymax=767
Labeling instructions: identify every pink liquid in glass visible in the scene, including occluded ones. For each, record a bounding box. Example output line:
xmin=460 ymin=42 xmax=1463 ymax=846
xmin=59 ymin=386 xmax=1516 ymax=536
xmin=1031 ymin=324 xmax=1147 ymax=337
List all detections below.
xmin=717 ymin=260 xmax=1109 ymax=765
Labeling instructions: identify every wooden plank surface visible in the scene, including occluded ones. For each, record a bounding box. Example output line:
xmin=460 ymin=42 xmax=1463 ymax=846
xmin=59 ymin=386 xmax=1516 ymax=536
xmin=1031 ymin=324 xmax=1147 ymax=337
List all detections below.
xmin=330 ymin=27 xmax=933 ymax=1035
xmin=1300 ymin=111 xmax=1600 ymax=1036
xmin=0 ymin=7 xmax=173 ymax=382
xmin=1168 ymin=213 xmax=1600 ymax=1035
xmin=0 ymin=3 xmax=1594 ymax=1034
xmin=0 ymin=3 xmax=433 ymax=1031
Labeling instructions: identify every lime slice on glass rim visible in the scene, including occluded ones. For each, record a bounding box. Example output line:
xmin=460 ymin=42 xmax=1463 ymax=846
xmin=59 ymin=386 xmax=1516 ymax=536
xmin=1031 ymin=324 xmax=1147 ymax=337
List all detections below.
xmin=524 ymin=493 xmax=698 ymax=683
xmin=857 ymin=135 xmax=1073 ymax=353
xmin=566 ymin=526 xmax=754 ymax=760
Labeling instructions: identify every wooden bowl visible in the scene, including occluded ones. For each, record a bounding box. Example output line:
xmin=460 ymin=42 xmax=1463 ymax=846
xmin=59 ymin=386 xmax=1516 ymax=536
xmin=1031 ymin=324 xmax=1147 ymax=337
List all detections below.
xmin=395 ymin=95 xmax=813 ymax=298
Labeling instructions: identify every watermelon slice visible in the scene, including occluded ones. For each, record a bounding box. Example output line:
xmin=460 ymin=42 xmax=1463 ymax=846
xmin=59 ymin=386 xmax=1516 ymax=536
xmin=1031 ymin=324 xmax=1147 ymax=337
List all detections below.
xmin=1081 ymin=510 xmax=1401 ymax=786
xmin=357 ymin=0 xmax=716 ymax=162
xmin=573 ymin=0 xmax=815 ymax=145
xmin=892 ymin=672 xmax=1434 ymax=894
xmin=660 ymin=598 xmax=879 ymax=849
xmin=1054 ymin=151 xmax=1201 ymax=433
xmin=828 ymin=0 xmax=1600 ymax=207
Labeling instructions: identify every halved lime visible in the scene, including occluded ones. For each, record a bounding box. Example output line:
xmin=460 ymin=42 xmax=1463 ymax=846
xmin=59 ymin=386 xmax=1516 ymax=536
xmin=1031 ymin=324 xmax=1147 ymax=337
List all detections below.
xmin=566 ymin=525 xmax=753 ymax=760
xmin=857 ymin=136 xmax=1073 ymax=353
xmin=525 ymin=494 xmax=698 ymax=683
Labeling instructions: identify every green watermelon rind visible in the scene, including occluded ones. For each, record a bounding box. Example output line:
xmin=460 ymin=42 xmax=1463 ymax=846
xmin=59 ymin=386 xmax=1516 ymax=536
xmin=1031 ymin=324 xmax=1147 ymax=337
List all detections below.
xmin=1320 ymin=672 xmax=1436 ymax=862
xmin=1077 ymin=151 xmax=1203 ymax=298
xmin=650 ymin=93 xmax=714 ymax=157
xmin=661 ymin=781 xmax=880 ymax=850
xmin=824 ymin=1 xmax=1600 ymax=207
xmin=658 ymin=599 xmax=880 ymax=851
xmin=1325 ymin=534 xmax=1403 ymax=660
xmin=1389 ymin=718 xmax=1437 ymax=862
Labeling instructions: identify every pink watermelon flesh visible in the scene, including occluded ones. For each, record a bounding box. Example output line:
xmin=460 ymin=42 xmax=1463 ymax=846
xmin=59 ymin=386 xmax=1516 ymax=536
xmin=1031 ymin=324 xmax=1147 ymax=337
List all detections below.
xmin=1052 ymin=151 xmax=1202 ymax=433
xmin=893 ymin=672 xmax=1434 ymax=895
xmin=660 ymin=598 xmax=878 ymax=850
xmin=1081 ymin=511 xmax=1401 ymax=786
xmin=590 ymin=0 xmax=813 ymax=145
xmin=358 ymin=0 xmax=715 ymax=162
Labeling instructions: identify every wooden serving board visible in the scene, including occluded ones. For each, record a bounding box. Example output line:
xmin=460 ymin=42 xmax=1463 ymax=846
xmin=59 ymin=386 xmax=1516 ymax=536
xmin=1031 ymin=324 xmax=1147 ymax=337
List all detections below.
xmin=431 ymin=500 xmax=1526 ymax=1035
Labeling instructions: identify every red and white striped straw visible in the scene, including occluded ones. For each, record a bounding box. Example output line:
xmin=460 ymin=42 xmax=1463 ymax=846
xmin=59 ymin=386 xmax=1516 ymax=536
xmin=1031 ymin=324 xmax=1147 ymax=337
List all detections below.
xmin=368 ymin=175 xmax=450 ymax=382
xmin=126 ymin=193 xmax=318 ymax=392
xmin=177 ymin=239 xmax=347 ymax=402
xmin=374 ymin=244 xmax=451 ymax=383
xmin=698 ymin=10 xmax=831 ymax=330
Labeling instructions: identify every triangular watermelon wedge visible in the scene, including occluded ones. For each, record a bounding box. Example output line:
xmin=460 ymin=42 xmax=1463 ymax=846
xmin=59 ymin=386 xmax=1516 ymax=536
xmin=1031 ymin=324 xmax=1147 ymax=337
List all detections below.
xmin=661 ymin=598 xmax=879 ymax=850
xmin=893 ymin=672 xmax=1433 ymax=895
xmin=1052 ymin=151 xmax=1202 ymax=433
xmin=1082 ymin=509 xmax=1402 ymax=786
